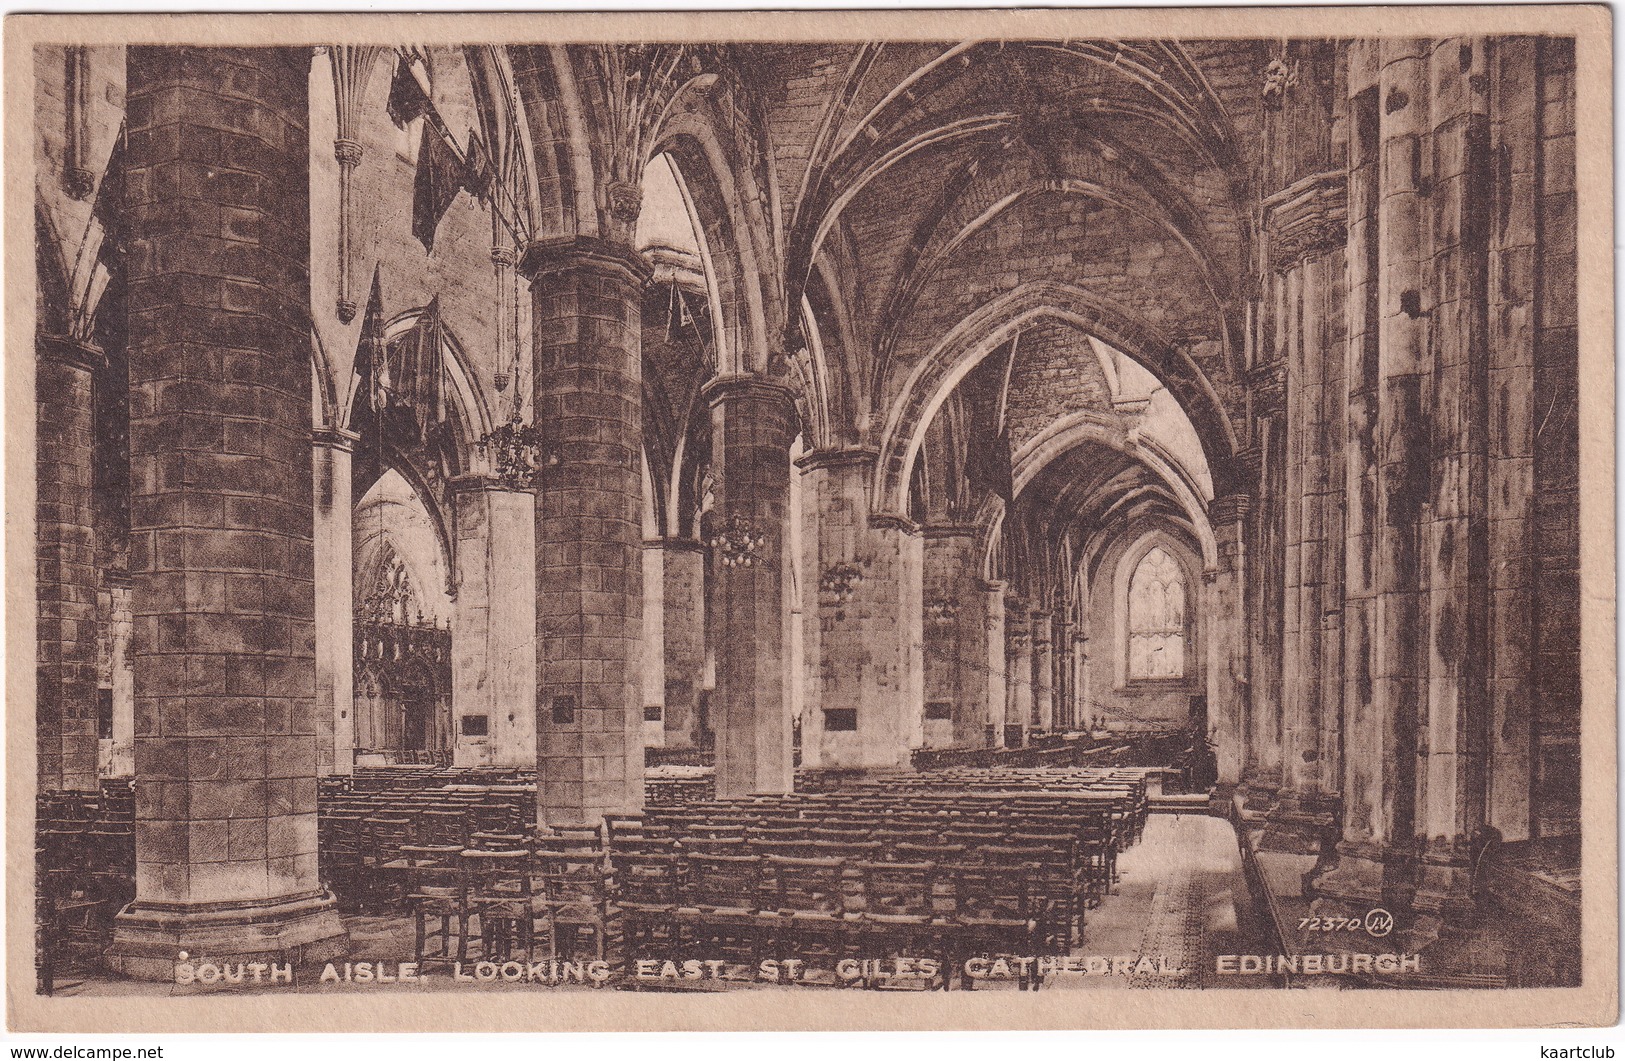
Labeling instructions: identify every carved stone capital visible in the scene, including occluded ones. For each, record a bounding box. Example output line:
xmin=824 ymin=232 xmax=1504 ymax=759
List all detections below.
xmin=448 ymin=471 xmax=536 ymax=496
xmin=702 ymin=374 xmax=801 ymax=416
xmin=1208 ymin=493 xmax=1253 ymax=527
xmin=794 ymin=446 xmax=878 ymax=473
xmin=519 ymin=235 xmax=650 ymax=290
xmin=869 ymin=512 xmax=919 ymax=536
xmin=333 ymin=137 xmax=364 ymax=168
xmin=1263 ymin=171 xmax=1348 ymax=271
xmin=921 ymin=522 xmax=979 ymax=541
xmin=311 ymin=425 xmax=361 ymax=453
xmin=606 ymin=179 xmax=643 ymax=225
xmin=37 ymin=334 xmax=103 ymax=374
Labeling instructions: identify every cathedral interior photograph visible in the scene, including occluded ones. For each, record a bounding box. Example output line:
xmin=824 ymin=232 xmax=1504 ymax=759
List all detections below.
xmin=27 ymin=34 xmax=1583 ymax=999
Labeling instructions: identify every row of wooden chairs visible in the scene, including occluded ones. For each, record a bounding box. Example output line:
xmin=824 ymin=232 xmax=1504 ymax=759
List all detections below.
xmin=628 ymin=794 xmax=1135 ymax=863
xmin=612 ymin=847 xmax=1055 ymax=989
xmin=611 ymin=814 xmax=1114 ymax=927
xmin=395 ymin=840 xmax=614 ymax=971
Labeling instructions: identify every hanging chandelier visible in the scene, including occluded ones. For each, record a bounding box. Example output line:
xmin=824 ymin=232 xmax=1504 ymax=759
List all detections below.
xmin=708 ymin=514 xmax=768 ymax=569
xmin=476 ymin=404 xmax=547 ymax=489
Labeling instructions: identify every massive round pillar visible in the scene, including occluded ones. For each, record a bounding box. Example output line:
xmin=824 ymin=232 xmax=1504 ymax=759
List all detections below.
xmin=109 ymin=45 xmax=346 ymax=978
xmin=522 ymin=237 xmax=649 ymax=826
xmin=706 ymin=376 xmax=798 ymax=796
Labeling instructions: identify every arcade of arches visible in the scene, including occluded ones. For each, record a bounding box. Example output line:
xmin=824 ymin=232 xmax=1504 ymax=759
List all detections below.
xmin=34 ymin=39 xmax=1579 ymax=976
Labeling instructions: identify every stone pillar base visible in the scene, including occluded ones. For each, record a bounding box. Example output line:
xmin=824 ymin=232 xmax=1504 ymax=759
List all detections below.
xmin=1413 ymin=841 xmax=1479 ymax=921
xmin=105 ymin=890 xmax=348 ymax=981
xmin=1233 ymin=781 xmax=1280 ymax=824
xmin=1259 ymin=792 xmax=1341 ymax=854
xmin=1308 ymin=840 xmax=1416 ymax=913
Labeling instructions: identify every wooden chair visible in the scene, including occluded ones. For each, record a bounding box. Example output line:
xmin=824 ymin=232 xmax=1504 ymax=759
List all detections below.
xmin=678 ymin=835 xmax=749 ymax=856
xmin=762 ymin=854 xmax=853 ymax=967
xmin=991 ymin=841 xmax=1078 ymax=951
xmin=852 ymin=859 xmax=950 ymax=990
xmin=464 ymin=848 xmax=535 ymax=961
xmin=807 ymin=839 xmax=883 ymax=861
xmin=675 ymin=852 xmax=763 ymax=967
xmin=943 ymin=862 xmax=1041 ymax=990
xmin=359 ymin=815 xmax=416 ymax=910
xmin=405 ymin=845 xmax=470 ymax=969
xmin=469 ymin=831 xmax=531 ymax=851
xmin=610 ymin=850 xmax=683 ymax=961
xmin=533 ymin=845 xmax=614 ymax=966
xmin=419 ymin=808 xmax=471 ymax=849
xmin=541 ymin=823 xmax=605 ymax=848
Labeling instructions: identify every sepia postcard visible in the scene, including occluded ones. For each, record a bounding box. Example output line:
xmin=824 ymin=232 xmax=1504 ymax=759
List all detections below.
xmin=5 ymin=6 xmax=1615 ymax=1034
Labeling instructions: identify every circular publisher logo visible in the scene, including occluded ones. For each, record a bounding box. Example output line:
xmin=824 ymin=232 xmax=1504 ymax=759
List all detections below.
xmin=1364 ymin=908 xmax=1395 ymax=938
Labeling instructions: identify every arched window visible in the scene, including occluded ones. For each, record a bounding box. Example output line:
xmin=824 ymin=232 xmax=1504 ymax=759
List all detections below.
xmin=1126 ymin=546 xmax=1186 ymax=679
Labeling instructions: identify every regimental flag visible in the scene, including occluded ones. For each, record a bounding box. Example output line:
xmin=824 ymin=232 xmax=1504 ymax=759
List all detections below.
xmin=463 ymin=128 xmax=494 ymax=202
xmin=413 ymin=121 xmax=466 ymax=253
xmin=349 ymin=266 xmax=389 ymax=486
xmin=354 ymin=266 xmax=391 ymax=414
xmin=386 ymin=54 xmax=432 ymax=129
xmin=404 ymin=296 xmax=446 ymax=440
xmin=91 ymin=128 xmax=125 ymax=256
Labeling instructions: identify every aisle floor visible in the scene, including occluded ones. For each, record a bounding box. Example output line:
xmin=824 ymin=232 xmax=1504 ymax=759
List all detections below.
xmin=1039 ymin=812 xmax=1277 ymax=990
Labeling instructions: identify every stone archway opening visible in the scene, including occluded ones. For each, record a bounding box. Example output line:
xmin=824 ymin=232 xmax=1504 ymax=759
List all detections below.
xmin=351 ymin=468 xmax=453 ymax=767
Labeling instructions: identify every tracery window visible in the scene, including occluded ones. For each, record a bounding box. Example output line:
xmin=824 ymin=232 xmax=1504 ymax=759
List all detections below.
xmin=1126 ymin=546 xmax=1186 ymax=680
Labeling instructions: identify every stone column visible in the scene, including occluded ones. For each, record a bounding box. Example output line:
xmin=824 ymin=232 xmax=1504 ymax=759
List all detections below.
xmin=1242 ymin=414 xmax=1285 ymax=798
xmin=1054 ymin=616 xmax=1075 ymax=731
xmin=1277 ymin=259 xmax=1314 ymax=803
xmin=641 ymin=542 xmax=665 ymax=744
xmin=1262 ymin=171 xmax=1349 ymax=846
xmin=1004 ymin=600 xmax=1032 ymax=747
xmin=37 ymin=334 xmax=102 ymax=792
xmin=1071 ymin=631 xmax=1088 ymax=732
xmin=797 ymin=449 xmax=868 ymax=770
xmin=981 ymin=580 xmax=1007 ymax=747
xmin=799 ymin=447 xmax=923 ymax=771
xmin=1484 ymin=38 xmax=1539 ymax=842
xmin=707 ymin=377 xmax=798 ymax=796
xmin=1415 ymin=37 xmax=1493 ymax=915
xmin=109 ymin=46 xmax=345 ymax=978
xmin=1317 ymin=39 xmax=1428 ymax=909
xmin=522 ymin=236 xmax=648 ymax=825
xmin=1208 ymin=496 xmax=1250 ymax=785
xmin=658 ymin=537 xmax=705 ymax=749
xmin=450 ymin=475 xmax=537 ymax=769
xmin=311 ymin=428 xmax=356 ymax=778
xmin=107 ymin=573 xmax=136 ymax=778
xmin=873 ymin=514 xmax=925 ymax=760
xmin=1075 ymin=581 xmax=1095 ymax=732
xmin=922 ymin=526 xmax=979 ymax=749
xmin=1030 ymin=610 xmax=1054 ymax=733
